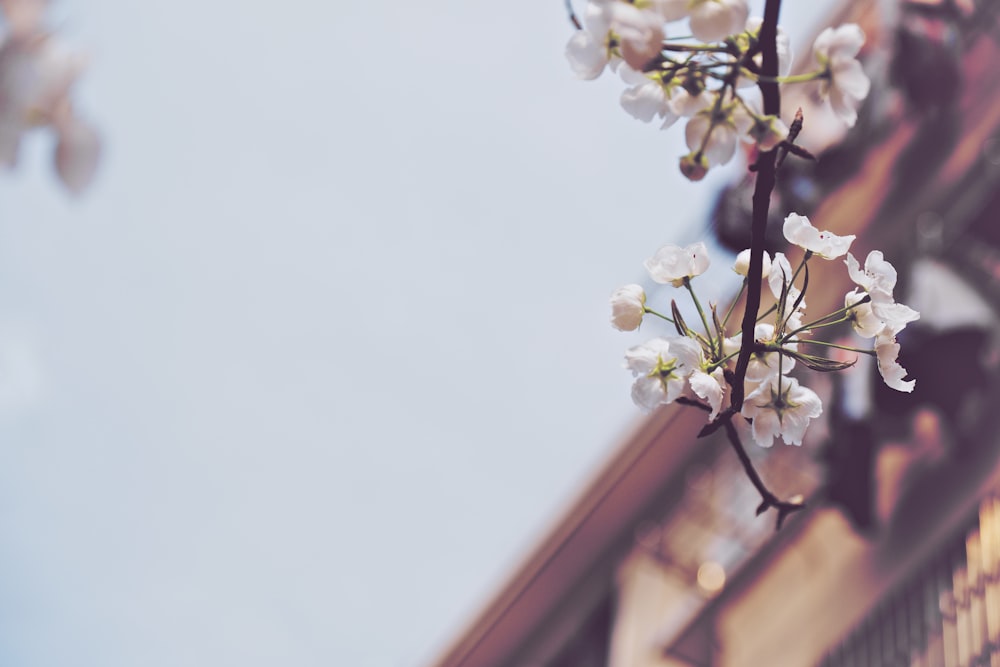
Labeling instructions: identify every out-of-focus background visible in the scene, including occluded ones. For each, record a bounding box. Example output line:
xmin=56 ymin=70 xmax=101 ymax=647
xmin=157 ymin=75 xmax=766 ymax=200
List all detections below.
xmin=5 ymin=0 xmax=990 ymax=666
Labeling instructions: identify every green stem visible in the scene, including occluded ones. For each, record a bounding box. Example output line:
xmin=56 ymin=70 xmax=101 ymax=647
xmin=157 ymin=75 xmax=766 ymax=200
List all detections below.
xmin=797 ymin=339 xmax=876 ymax=355
xmin=755 ymin=71 xmax=826 ymax=84
xmin=644 ymin=307 xmax=674 ymax=324
xmin=684 ymin=277 xmax=716 ymax=356
xmin=755 ymin=302 xmax=778 ymax=323
xmin=722 ymin=279 xmax=747 ymax=330
xmin=782 ymin=295 xmax=871 ymax=341
xmin=707 ymin=349 xmax=741 ymax=373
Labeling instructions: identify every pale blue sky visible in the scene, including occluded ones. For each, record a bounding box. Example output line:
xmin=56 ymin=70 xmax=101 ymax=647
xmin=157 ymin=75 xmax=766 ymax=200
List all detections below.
xmin=0 ymin=1 xmax=832 ymax=665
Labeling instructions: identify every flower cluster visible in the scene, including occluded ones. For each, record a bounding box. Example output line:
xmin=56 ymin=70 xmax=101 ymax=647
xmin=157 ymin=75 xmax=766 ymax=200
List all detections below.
xmin=0 ymin=0 xmax=100 ymax=194
xmin=611 ymin=213 xmax=918 ymax=447
xmin=565 ymin=0 xmax=871 ymax=178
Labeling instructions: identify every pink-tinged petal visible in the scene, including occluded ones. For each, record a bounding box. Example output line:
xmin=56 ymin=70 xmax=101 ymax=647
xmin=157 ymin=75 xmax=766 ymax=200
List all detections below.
xmin=611 ymin=4 xmax=664 ymax=71
xmin=689 ymin=0 xmax=747 ymax=42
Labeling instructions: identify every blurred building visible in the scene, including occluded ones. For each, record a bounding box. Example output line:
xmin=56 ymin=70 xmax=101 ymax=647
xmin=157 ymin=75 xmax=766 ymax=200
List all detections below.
xmin=431 ymin=1 xmax=1000 ymax=665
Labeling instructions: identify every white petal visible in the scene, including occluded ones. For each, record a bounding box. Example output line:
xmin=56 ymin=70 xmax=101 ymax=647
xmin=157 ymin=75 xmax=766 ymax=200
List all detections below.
xmin=631 ymin=375 xmax=667 ymax=411
xmin=831 ymin=58 xmax=871 ymax=100
xmin=875 ymin=335 xmax=915 ymax=392
xmin=625 ymin=337 xmax=671 ymax=375
xmin=749 ymin=408 xmax=779 ymax=447
xmin=782 ymin=212 xmax=855 ymax=258
xmin=644 ymin=242 xmax=710 ymax=285
xmin=620 ymin=82 xmax=667 ymax=123
xmin=690 ymin=369 xmax=726 ymax=420
xmin=689 ymin=0 xmax=747 ymax=42
xmin=701 ymin=121 xmax=737 ymax=167
xmin=565 ymin=31 xmax=608 ymax=80
xmin=668 ymin=335 xmax=703 ymax=371
xmin=871 ymin=301 xmax=920 ymax=334
xmin=652 ymin=0 xmax=690 ymax=21
xmin=670 ymin=89 xmax=712 ymax=118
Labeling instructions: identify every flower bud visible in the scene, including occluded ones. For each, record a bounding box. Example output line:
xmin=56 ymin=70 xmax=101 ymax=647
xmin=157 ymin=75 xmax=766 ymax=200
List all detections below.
xmin=610 ymin=284 xmax=646 ymax=331
xmin=734 ymin=248 xmax=771 ymax=279
xmin=679 ymin=152 xmax=708 ymax=181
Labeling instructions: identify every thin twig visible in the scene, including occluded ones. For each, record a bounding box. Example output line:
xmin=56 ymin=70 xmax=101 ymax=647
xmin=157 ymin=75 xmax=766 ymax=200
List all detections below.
xmin=721 ymin=416 xmax=805 ymax=530
xmin=565 ymin=0 xmax=581 ymax=30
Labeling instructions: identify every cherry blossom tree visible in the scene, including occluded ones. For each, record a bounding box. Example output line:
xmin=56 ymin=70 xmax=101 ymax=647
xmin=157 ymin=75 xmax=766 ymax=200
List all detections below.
xmin=567 ymin=0 xmax=917 ymax=527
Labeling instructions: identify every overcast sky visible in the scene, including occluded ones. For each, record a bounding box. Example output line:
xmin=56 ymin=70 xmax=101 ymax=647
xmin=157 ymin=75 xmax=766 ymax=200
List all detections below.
xmin=0 ymin=1 xmax=834 ymax=665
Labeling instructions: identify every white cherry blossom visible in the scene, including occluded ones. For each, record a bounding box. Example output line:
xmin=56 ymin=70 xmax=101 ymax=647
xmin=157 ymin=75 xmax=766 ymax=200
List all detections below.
xmin=844 ymin=251 xmax=919 ymax=339
xmin=619 ymin=65 xmax=678 ymax=126
xmin=565 ymin=3 xmax=617 ymax=80
xmin=845 ymin=250 xmax=897 ymax=297
xmin=742 ymin=323 xmax=796 ymax=386
xmin=783 ymin=213 xmax=855 ymax=259
xmin=844 ymin=289 xmax=883 ymax=338
xmin=685 ymin=108 xmax=738 ymax=167
xmin=813 ymin=24 xmax=871 ymax=127
xmin=610 ymin=284 xmax=646 ymax=331
xmin=644 ymin=241 xmax=710 ymax=286
xmin=609 ymin=2 xmax=665 ymax=71
xmin=742 ymin=375 xmax=822 ymax=447
xmin=625 ymin=336 xmax=700 ymax=411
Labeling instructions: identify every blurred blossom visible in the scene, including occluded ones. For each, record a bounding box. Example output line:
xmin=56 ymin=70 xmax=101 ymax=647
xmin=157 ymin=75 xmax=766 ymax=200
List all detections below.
xmin=0 ymin=0 xmax=100 ymax=193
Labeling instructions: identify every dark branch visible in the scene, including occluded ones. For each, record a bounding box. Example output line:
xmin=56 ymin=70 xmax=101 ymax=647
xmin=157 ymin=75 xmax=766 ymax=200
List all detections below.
xmin=730 ymin=0 xmax=782 ymax=413
xmin=721 ymin=416 xmax=805 ymax=530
